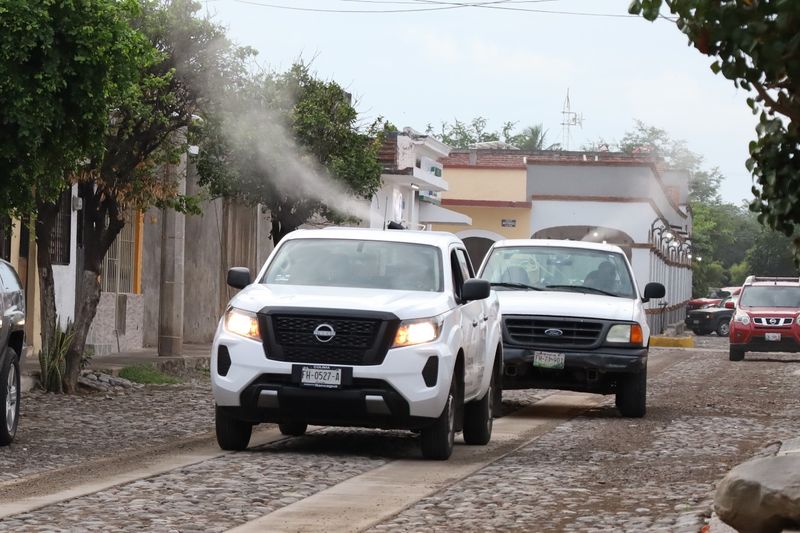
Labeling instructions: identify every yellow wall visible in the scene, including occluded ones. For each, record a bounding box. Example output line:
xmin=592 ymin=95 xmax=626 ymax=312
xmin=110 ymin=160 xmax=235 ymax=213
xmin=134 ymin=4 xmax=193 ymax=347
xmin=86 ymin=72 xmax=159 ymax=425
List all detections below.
xmin=434 ymin=206 xmax=531 ymax=240
xmin=442 ymin=168 xmax=527 ymax=201
xmin=9 ymin=219 xmax=41 ymax=354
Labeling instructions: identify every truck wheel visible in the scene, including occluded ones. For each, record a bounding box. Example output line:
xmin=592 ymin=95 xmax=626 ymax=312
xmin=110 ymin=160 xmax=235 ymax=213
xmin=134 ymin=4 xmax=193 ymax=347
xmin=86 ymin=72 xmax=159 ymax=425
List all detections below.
xmin=615 ymin=368 xmax=647 ymax=418
xmin=0 ymin=349 xmax=20 ymax=446
xmin=716 ymin=321 xmax=730 ymax=337
xmin=463 ymin=359 xmax=496 ymax=446
xmin=420 ymin=378 xmax=457 ymax=460
xmin=215 ymin=406 xmax=253 ymax=451
xmin=278 ymin=420 xmax=307 ymax=436
xmin=729 ymin=346 xmax=745 ymax=361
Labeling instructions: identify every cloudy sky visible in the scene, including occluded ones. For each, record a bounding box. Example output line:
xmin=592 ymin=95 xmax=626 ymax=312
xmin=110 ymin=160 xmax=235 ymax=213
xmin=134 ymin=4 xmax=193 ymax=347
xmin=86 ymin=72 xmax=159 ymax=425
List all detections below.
xmin=208 ymin=0 xmax=759 ymax=203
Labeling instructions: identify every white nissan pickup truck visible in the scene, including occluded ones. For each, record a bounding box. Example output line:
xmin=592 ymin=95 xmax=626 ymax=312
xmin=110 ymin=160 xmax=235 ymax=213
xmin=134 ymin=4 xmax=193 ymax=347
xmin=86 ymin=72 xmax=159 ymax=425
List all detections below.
xmin=212 ymin=228 xmax=502 ymax=460
xmin=478 ymin=239 xmax=665 ymax=418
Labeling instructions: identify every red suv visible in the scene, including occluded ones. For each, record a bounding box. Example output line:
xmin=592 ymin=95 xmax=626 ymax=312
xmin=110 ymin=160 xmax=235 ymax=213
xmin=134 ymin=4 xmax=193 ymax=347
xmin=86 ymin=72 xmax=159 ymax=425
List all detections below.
xmin=729 ymin=276 xmax=800 ymax=361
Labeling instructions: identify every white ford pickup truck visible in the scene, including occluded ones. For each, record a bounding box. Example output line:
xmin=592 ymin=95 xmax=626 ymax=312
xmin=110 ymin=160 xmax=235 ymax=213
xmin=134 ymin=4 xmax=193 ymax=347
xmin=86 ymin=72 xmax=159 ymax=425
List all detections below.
xmin=478 ymin=239 xmax=665 ymax=418
xmin=212 ymin=228 xmax=502 ymax=460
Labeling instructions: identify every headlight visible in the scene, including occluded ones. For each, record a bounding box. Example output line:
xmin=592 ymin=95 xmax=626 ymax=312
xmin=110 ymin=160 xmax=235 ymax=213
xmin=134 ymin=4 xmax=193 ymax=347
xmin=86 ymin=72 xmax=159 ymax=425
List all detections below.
xmin=393 ymin=317 xmax=442 ymax=348
xmin=796 ymin=315 xmax=800 ymax=326
xmin=224 ymin=308 xmax=261 ymax=340
xmin=606 ymin=324 xmax=644 ymax=345
xmin=734 ymin=312 xmax=751 ymax=326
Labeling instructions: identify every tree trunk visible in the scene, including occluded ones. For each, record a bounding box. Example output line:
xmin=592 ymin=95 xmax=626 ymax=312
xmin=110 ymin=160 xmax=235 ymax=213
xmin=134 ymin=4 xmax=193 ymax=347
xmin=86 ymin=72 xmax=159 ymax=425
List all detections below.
xmin=34 ymin=202 xmax=60 ymax=392
xmin=63 ymin=187 xmax=125 ymax=393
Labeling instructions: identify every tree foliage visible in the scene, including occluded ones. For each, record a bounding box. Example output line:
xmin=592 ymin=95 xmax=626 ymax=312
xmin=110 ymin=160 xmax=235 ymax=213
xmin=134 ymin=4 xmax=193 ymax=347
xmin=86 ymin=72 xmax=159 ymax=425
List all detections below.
xmin=629 ymin=0 xmax=800 ymax=254
xmin=196 ymin=63 xmax=385 ymax=243
xmin=0 ymin=0 xmax=147 ymax=216
xmin=426 ymin=117 xmax=553 ymax=150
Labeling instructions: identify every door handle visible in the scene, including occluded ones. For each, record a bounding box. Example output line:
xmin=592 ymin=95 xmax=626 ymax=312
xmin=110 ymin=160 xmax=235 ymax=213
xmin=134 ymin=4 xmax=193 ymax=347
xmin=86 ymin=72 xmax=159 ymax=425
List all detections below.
xmin=483 ymin=315 xmax=490 ymax=321
xmin=472 ymin=320 xmax=478 ymax=327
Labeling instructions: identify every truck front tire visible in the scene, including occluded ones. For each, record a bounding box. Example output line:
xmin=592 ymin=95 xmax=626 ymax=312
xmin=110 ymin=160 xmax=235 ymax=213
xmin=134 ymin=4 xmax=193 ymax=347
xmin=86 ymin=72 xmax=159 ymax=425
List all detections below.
xmin=215 ymin=406 xmax=253 ymax=451
xmin=420 ymin=378 xmax=458 ymax=460
xmin=615 ymin=368 xmax=647 ymax=418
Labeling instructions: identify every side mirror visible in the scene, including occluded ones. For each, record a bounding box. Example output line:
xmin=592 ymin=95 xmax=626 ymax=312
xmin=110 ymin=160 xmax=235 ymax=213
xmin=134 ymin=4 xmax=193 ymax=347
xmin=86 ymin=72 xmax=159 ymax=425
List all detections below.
xmin=642 ymin=282 xmax=666 ymax=303
xmin=227 ymin=267 xmax=252 ymax=290
xmin=725 ymin=300 xmax=735 ymax=309
xmin=461 ymin=279 xmax=491 ymax=301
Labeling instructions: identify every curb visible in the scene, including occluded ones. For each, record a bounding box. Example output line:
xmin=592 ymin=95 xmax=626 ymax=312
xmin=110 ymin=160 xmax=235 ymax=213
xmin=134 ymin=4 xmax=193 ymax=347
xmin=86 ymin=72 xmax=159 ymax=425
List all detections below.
xmin=90 ymin=356 xmax=210 ymax=377
xmin=649 ymin=336 xmax=695 ymax=348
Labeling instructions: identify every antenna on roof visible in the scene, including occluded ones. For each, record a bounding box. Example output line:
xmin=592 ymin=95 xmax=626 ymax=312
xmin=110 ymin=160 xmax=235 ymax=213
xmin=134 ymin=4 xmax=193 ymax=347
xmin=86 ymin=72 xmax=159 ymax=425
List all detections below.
xmin=561 ymin=89 xmax=584 ymax=151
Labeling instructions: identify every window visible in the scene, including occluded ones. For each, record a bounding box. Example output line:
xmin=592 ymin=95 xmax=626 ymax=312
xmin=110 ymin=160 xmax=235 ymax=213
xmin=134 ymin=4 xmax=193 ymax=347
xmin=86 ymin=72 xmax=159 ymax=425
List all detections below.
xmin=102 ymin=212 xmax=137 ymax=294
xmin=49 ymin=189 xmax=72 ymax=265
xmin=263 ymin=238 xmax=443 ymax=292
xmin=739 ymin=286 xmax=800 ymax=308
xmin=455 ymin=248 xmax=474 ymax=279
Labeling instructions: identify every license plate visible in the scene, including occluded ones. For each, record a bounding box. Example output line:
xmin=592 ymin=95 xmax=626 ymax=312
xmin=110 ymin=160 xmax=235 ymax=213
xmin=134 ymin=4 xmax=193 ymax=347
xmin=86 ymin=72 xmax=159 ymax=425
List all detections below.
xmin=533 ymin=351 xmax=565 ymax=370
xmin=300 ymin=365 xmax=342 ymax=388
xmin=765 ymin=332 xmax=781 ymax=342
xmin=693 ymin=320 xmax=700 ymax=324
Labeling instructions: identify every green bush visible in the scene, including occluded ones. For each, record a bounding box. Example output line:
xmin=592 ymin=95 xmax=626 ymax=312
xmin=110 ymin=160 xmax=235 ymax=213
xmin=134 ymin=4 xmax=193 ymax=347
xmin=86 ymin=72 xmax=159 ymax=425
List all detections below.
xmin=38 ymin=319 xmax=75 ymax=393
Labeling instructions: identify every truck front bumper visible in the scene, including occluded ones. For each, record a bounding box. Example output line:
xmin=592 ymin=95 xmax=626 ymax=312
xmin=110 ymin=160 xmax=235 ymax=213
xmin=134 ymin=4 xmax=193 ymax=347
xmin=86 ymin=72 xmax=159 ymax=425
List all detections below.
xmin=501 ymin=345 xmax=647 ymax=393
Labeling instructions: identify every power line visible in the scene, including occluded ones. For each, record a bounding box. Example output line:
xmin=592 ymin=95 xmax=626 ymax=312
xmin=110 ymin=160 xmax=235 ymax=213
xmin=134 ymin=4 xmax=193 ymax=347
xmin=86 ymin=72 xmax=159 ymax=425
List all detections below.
xmin=231 ymin=0 xmax=464 ymax=13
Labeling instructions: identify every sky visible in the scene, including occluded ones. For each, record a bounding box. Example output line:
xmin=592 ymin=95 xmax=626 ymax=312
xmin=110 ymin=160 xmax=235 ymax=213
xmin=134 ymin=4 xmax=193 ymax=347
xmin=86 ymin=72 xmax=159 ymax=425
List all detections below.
xmin=206 ymin=0 xmax=760 ymax=204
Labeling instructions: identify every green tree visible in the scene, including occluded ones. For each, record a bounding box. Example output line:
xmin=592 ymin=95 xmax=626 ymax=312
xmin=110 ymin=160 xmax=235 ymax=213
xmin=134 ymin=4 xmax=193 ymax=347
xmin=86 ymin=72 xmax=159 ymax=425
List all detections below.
xmin=426 ymin=118 xmax=552 ymax=150
xmin=0 ymin=0 xmax=146 ymax=218
xmin=197 ymin=63 xmax=385 ymax=243
xmin=1 ymin=0 xmax=249 ymax=392
xmin=629 ymin=0 xmax=800 ymax=255
xmin=745 ymin=229 xmax=800 ymax=277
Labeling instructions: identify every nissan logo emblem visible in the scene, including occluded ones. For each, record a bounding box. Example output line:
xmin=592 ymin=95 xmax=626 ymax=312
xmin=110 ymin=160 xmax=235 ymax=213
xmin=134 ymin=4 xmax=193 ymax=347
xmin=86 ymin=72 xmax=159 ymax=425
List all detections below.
xmin=313 ymin=323 xmax=336 ymax=343
xmin=544 ymin=328 xmax=564 ymax=337
xmin=769 ymin=318 xmax=778 ymax=325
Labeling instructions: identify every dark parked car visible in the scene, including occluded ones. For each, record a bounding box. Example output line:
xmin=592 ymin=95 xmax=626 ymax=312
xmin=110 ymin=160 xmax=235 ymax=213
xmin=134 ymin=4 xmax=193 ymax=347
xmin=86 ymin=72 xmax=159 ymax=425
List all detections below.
xmin=685 ymin=296 xmax=735 ymax=336
xmin=0 ymin=259 xmax=25 ymax=445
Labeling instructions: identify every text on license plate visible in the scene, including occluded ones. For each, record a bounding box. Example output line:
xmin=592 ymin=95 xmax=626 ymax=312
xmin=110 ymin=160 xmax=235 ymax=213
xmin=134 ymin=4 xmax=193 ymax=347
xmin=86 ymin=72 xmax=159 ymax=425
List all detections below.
xmin=765 ymin=332 xmax=781 ymax=342
xmin=533 ymin=351 xmax=565 ymax=369
xmin=301 ymin=365 xmax=342 ymax=388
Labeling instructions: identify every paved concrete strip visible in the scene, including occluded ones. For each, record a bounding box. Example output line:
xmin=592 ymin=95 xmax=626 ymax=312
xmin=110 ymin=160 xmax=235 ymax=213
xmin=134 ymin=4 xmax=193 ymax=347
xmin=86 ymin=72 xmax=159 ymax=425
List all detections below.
xmin=227 ymin=392 xmax=604 ymax=533
xmin=0 ymin=427 xmax=285 ymax=519
xmin=778 ymin=437 xmax=800 ymax=456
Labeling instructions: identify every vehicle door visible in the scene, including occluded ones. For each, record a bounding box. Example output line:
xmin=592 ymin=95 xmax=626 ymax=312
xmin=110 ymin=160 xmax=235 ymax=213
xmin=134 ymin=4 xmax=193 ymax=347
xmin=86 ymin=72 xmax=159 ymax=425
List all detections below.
xmin=0 ymin=263 xmax=24 ymax=338
xmin=450 ymin=247 xmax=483 ymax=398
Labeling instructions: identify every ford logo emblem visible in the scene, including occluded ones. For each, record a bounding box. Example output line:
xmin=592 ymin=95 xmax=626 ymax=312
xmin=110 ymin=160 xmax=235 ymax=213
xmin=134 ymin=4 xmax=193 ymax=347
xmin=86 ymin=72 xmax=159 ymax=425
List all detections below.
xmin=313 ymin=323 xmax=336 ymax=343
xmin=544 ymin=328 xmax=564 ymax=337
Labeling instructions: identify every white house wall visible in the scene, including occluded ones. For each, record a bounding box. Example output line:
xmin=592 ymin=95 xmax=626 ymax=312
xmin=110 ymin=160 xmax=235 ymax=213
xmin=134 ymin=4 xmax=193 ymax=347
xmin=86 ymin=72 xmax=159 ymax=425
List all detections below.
xmin=53 ymin=184 xmax=77 ymax=326
xmin=530 ymin=200 xmax=655 ymax=243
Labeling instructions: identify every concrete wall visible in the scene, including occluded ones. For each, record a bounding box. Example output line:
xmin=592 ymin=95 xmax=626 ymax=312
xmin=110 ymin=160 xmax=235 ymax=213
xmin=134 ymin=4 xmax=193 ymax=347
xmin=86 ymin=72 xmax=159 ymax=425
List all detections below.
xmin=442 ymin=168 xmax=527 ymax=201
xmin=142 ymin=207 xmax=162 ymax=347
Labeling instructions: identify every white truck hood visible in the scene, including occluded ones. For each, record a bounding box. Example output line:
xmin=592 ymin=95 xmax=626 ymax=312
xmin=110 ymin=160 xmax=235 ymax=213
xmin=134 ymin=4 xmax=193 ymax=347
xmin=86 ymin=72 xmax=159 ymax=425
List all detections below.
xmin=496 ymin=290 xmax=637 ymax=322
xmin=229 ymin=283 xmax=453 ymax=321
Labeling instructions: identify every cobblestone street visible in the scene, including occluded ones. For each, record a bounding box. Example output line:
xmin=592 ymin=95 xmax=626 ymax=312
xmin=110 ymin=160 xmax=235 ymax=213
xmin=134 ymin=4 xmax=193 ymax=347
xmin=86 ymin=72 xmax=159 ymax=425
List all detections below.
xmin=1 ymin=343 xmax=798 ymax=532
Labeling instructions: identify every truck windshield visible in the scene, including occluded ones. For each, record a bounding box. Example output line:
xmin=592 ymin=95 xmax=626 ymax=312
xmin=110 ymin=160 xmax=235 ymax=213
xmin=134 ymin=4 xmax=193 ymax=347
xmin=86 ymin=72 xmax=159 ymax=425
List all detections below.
xmin=262 ymin=238 xmax=443 ymax=292
xmin=739 ymin=286 xmax=800 ymax=308
xmin=480 ymin=246 xmax=636 ymax=299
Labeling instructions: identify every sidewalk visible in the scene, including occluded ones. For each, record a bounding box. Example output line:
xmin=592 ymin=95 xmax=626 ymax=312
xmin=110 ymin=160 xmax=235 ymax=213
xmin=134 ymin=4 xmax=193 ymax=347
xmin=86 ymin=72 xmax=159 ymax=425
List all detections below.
xmin=20 ymin=343 xmax=211 ymax=391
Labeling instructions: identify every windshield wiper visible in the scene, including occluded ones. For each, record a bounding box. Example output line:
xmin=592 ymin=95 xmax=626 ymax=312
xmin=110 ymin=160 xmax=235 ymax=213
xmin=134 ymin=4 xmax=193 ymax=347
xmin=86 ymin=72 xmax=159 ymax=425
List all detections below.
xmin=546 ymin=284 xmax=617 ymax=297
xmin=490 ymin=282 xmax=543 ymax=291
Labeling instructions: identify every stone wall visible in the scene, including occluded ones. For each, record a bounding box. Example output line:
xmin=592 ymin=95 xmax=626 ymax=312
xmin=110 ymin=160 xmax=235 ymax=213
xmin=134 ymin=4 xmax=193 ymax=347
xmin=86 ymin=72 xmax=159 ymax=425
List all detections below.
xmin=86 ymin=292 xmax=144 ymax=356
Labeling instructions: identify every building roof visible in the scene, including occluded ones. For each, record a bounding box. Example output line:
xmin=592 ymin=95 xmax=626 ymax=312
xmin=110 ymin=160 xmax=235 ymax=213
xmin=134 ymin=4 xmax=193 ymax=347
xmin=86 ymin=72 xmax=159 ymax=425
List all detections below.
xmin=441 ymin=149 xmax=665 ymax=170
